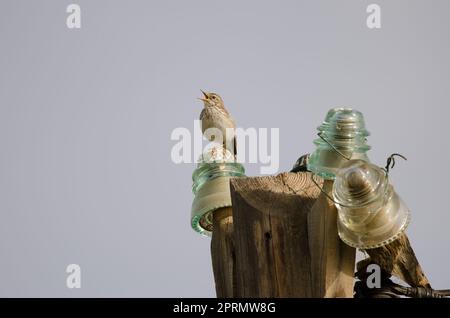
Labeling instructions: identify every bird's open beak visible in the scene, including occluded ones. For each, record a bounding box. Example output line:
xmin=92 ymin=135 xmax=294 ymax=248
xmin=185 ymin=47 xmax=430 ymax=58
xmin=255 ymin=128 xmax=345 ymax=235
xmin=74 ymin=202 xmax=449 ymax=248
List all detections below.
xmin=198 ymin=90 xmax=209 ymax=103
xmin=200 ymin=90 xmax=209 ymax=98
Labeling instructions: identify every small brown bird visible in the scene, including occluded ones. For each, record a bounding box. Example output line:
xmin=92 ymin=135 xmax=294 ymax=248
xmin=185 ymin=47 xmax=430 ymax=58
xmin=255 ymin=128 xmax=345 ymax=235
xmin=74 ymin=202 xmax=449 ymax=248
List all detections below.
xmin=199 ymin=90 xmax=237 ymax=156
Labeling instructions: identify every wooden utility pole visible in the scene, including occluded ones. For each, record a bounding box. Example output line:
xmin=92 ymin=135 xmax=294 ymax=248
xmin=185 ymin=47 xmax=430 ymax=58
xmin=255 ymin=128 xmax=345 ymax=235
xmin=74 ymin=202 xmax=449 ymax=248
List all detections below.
xmin=210 ymin=172 xmax=356 ymax=298
xmin=211 ymin=207 xmax=236 ymax=297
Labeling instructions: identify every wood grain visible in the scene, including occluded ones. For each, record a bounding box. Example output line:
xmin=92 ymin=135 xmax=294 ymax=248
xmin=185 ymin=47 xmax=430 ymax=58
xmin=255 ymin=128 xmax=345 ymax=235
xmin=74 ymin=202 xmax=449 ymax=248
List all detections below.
xmin=358 ymin=232 xmax=430 ymax=288
xmin=211 ymin=207 xmax=236 ymax=297
xmin=216 ymin=172 xmax=356 ymax=297
xmin=308 ymin=180 xmax=356 ymax=297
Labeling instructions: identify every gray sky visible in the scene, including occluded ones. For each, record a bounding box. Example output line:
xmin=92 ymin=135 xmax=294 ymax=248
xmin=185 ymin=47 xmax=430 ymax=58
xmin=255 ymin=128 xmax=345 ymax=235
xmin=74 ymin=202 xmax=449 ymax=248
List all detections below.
xmin=0 ymin=0 xmax=449 ymax=297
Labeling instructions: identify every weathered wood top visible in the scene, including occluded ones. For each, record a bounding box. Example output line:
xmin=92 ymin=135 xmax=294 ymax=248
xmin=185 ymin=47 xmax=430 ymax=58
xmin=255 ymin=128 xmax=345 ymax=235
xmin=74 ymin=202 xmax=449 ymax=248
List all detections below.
xmin=211 ymin=172 xmax=355 ymax=297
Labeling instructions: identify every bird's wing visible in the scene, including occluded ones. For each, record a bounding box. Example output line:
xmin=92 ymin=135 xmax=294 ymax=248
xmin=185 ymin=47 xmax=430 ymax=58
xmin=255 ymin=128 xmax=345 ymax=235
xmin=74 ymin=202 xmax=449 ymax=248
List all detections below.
xmin=222 ymin=106 xmax=230 ymax=117
xmin=199 ymin=108 xmax=206 ymax=120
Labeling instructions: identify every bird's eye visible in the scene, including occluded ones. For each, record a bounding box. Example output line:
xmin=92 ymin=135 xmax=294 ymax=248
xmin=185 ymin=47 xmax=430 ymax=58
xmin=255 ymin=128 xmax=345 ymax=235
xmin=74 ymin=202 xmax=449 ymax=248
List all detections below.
xmin=211 ymin=96 xmax=216 ymax=100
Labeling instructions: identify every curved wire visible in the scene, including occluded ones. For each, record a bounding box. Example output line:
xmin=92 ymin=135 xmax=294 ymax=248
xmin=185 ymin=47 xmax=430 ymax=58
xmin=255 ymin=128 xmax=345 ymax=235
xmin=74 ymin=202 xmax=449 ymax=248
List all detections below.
xmin=317 ymin=132 xmax=352 ymax=160
xmin=384 ymin=153 xmax=407 ymax=174
xmin=310 ymin=173 xmax=354 ymax=208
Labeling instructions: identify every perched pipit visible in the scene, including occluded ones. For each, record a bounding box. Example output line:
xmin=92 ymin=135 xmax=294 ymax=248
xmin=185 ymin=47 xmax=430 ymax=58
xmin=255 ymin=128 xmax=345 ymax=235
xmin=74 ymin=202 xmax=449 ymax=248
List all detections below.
xmin=199 ymin=90 xmax=237 ymax=157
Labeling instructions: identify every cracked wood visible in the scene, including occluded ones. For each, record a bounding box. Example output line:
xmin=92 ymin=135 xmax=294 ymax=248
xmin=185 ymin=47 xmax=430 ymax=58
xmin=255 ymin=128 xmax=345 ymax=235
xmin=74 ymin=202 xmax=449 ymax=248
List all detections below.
xmin=210 ymin=172 xmax=356 ymax=297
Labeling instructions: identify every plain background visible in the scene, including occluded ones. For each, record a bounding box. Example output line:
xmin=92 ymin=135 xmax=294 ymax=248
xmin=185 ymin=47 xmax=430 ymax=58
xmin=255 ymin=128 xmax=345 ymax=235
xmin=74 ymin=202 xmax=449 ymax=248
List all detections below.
xmin=0 ymin=0 xmax=449 ymax=297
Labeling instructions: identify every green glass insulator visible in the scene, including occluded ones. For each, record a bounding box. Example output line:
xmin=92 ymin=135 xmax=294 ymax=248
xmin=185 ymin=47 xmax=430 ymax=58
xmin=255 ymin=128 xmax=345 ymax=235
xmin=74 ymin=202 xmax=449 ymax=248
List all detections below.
xmin=307 ymin=108 xmax=371 ymax=180
xmin=191 ymin=147 xmax=245 ymax=237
